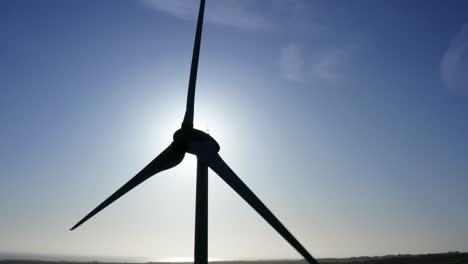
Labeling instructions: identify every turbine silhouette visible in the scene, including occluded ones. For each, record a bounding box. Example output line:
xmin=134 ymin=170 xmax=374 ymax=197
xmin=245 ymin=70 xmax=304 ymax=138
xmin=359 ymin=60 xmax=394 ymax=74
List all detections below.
xmin=71 ymin=1 xmax=318 ymax=263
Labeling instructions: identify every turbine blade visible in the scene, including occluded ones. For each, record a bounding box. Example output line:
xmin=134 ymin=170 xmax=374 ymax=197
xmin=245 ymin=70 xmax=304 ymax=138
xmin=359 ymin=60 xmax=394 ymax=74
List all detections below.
xmin=70 ymin=143 xmax=185 ymax=230
xmin=181 ymin=0 xmax=205 ymax=129
xmin=193 ymin=145 xmax=318 ymax=264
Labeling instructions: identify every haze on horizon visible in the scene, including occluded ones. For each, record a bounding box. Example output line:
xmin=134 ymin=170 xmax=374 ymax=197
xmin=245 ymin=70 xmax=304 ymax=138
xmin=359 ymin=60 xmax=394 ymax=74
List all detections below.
xmin=1 ymin=0 xmax=468 ymax=262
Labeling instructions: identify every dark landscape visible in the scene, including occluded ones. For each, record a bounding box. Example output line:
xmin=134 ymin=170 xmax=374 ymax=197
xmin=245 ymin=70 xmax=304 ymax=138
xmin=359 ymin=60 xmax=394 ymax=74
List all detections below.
xmin=2 ymin=252 xmax=468 ymax=264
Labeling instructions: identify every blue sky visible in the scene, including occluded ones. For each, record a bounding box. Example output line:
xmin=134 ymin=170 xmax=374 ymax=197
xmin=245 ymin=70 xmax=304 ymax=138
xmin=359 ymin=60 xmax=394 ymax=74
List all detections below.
xmin=1 ymin=0 xmax=468 ymax=261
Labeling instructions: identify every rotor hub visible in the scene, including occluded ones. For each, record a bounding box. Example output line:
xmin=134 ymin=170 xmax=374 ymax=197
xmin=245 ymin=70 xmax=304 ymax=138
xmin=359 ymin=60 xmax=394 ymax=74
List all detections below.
xmin=173 ymin=128 xmax=220 ymax=154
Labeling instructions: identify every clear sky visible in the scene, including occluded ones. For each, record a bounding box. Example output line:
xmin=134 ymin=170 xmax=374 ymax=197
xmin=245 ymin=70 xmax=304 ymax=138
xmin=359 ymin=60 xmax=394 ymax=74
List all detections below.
xmin=1 ymin=0 xmax=468 ymax=262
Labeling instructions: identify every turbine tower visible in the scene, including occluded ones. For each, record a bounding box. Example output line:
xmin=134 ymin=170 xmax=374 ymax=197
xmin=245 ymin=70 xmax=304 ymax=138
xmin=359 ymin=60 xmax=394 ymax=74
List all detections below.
xmin=71 ymin=1 xmax=319 ymax=263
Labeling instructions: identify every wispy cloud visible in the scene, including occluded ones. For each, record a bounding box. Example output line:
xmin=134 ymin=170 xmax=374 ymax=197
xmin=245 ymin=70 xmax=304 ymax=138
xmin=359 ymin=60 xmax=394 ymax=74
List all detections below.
xmin=310 ymin=48 xmax=348 ymax=83
xmin=280 ymin=42 xmax=350 ymax=84
xmin=279 ymin=43 xmax=304 ymax=83
xmin=141 ymin=0 xmax=271 ymax=30
xmin=441 ymin=22 xmax=468 ymax=91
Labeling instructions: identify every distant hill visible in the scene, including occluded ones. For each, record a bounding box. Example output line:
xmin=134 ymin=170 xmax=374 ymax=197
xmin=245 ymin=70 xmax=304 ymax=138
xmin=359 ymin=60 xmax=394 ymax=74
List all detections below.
xmin=2 ymin=252 xmax=468 ymax=264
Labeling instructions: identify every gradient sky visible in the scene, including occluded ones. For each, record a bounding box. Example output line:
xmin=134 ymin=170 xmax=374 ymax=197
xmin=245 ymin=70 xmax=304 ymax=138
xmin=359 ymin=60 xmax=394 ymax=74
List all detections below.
xmin=1 ymin=0 xmax=468 ymax=261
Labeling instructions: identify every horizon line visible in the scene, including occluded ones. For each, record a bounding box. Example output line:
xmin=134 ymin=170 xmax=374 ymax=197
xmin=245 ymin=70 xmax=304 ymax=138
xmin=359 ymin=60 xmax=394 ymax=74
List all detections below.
xmin=1 ymin=251 xmax=466 ymax=263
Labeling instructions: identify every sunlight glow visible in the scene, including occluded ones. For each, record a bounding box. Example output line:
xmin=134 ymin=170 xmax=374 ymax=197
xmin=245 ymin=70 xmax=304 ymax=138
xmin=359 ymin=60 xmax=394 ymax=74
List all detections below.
xmin=157 ymin=257 xmax=222 ymax=262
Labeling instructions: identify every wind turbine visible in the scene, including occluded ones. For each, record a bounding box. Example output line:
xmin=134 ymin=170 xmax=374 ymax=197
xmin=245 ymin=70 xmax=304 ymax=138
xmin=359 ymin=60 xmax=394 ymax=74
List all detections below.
xmin=71 ymin=1 xmax=318 ymax=263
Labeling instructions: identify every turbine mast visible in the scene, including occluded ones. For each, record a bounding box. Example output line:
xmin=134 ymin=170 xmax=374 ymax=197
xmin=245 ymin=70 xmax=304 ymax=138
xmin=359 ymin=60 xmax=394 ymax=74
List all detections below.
xmin=182 ymin=0 xmax=206 ymax=129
